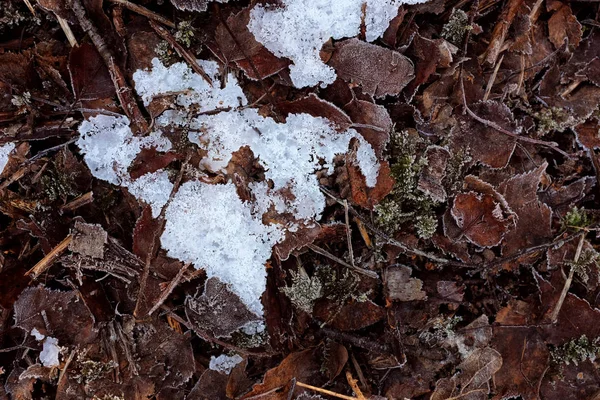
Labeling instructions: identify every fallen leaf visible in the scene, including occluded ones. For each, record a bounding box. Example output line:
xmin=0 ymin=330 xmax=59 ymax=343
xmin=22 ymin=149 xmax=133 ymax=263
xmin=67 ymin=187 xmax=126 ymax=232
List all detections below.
xmin=384 ymin=265 xmax=427 ymax=302
xmin=548 ymin=4 xmax=582 ymax=49
xmin=417 ymin=145 xmax=450 ymax=203
xmin=328 ymin=38 xmax=415 ymax=98
xmin=450 ymin=192 xmax=511 ymax=248
xmin=68 ymin=221 xmax=107 ymax=259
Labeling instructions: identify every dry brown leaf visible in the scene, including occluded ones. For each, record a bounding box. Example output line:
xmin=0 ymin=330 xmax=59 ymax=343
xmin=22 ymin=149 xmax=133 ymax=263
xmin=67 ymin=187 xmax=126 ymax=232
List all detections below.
xmin=68 ymin=221 xmax=107 ymax=259
xmin=548 ymin=4 xmax=582 ymax=49
xmin=328 ymin=38 xmax=415 ymax=98
xmin=384 ymin=265 xmax=427 ymax=302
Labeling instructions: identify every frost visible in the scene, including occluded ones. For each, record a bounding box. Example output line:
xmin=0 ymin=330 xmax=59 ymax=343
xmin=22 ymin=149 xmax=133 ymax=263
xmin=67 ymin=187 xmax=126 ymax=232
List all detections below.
xmin=160 ymin=182 xmax=283 ymax=316
xmin=209 ymin=354 xmax=243 ymax=374
xmin=31 ymin=328 xmax=61 ymax=367
xmin=0 ymin=142 xmax=15 ymax=174
xmin=248 ymin=0 xmax=428 ymax=88
xmin=133 ymin=58 xmax=247 ymax=110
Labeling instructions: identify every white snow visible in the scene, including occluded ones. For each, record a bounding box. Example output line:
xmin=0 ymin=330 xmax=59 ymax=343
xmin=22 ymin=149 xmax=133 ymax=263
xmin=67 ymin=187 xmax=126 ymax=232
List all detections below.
xmin=133 ymin=58 xmax=247 ymax=111
xmin=76 ymin=114 xmax=173 ymax=214
xmin=248 ymin=0 xmax=428 ymax=88
xmin=190 ymin=108 xmax=379 ymax=220
xmin=127 ymin=170 xmax=173 ymax=217
xmin=30 ymin=329 xmax=61 ymax=367
xmin=0 ymin=142 xmax=15 ymax=175
xmin=78 ymin=58 xmax=382 ymax=318
xmin=209 ymin=354 xmax=244 ymax=374
xmin=76 ymin=114 xmax=171 ymax=185
xmin=160 ymin=182 xmax=283 ymax=316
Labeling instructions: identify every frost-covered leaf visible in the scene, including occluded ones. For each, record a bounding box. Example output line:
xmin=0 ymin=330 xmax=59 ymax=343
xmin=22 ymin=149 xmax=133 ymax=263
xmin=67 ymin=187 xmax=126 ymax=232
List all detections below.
xmin=13 ymin=286 xmax=95 ymax=346
xmin=548 ymin=4 xmax=582 ymax=49
xmin=68 ymin=221 xmax=107 ymax=259
xmin=186 ymin=277 xmax=261 ymax=338
xmin=314 ymin=298 xmax=385 ymax=331
xmin=450 ymin=101 xmax=517 ymax=169
xmin=214 ymin=8 xmax=289 ymax=80
xmin=278 ymin=94 xmax=352 ymax=131
xmin=170 ymin=0 xmax=227 ymax=12
xmin=417 ymin=145 xmax=450 ymax=203
xmin=68 ymin=42 xmax=115 ymax=102
xmin=385 ymin=265 xmax=427 ymax=301
xmin=343 ymin=99 xmax=392 ymax=157
xmin=329 ymin=38 xmax=415 ymax=98
xmin=450 ymin=192 xmax=511 ymax=248
xmin=498 ymin=163 xmax=552 ymax=259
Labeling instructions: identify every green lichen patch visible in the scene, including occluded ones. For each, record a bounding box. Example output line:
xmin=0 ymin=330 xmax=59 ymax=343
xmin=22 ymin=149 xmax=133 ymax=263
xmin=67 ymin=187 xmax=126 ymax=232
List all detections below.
xmin=281 ymin=266 xmax=323 ymax=313
xmin=441 ymin=9 xmax=471 ymax=45
xmin=551 ymin=335 xmax=600 ymax=366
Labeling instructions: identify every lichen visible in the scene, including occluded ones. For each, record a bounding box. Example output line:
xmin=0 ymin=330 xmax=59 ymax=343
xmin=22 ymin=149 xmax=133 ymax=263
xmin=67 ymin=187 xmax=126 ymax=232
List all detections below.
xmin=551 ymin=335 xmax=600 ymax=366
xmin=76 ymin=359 xmax=118 ymax=384
xmin=441 ymin=9 xmax=471 ymax=45
xmin=375 ymin=130 xmax=438 ymax=239
xmin=419 ymin=315 xmax=462 ymax=346
xmin=154 ymin=41 xmax=177 ymax=66
xmin=175 ymin=20 xmax=195 ymax=48
xmin=281 ymin=266 xmax=323 ymax=313
xmin=562 ymin=206 xmax=591 ymax=230
xmin=533 ymin=107 xmax=579 ymax=136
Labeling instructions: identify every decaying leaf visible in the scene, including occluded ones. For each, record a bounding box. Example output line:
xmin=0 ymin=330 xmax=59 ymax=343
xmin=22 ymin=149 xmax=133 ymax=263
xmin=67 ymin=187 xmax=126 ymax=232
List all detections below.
xmin=548 ymin=3 xmax=582 ymax=49
xmin=329 ymin=38 xmax=415 ymax=98
xmin=68 ymin=221 xmax=107 ymax=259
xmin=385 ymin=265 xmax=427 ymax=302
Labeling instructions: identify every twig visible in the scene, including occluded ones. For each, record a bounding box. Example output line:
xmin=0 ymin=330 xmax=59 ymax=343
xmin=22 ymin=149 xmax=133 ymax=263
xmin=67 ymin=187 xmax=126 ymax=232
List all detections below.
xmin=549 ymin=233 xmax=585 ymax=323
xmin=483 ymin=54 xmax=503 ymax=101
xmin=147 ymin=263 xmax=190 ymax=315
xmin=344 ymin=200 xmax=355 ymax=268
xmin=56 ymin=15 xmax=78 ymax=47
xmin=295 ymin=381 xmax=359 ymax=400
xmin=307 ymin=243 xmax=378 ymax=279
xmin=149 ymin=20 xmax=212 ymax=86
xmin=69 ymin=0 xmax=148 ymax=132
xmin=56 ymin=349 xmax=76 ymax=395
xmin=107 ymin=0 xmax=176 ymax=28
xmin=346 ymin=371 xmax=366 ymax=400
xmin=60 ymin=191 xmax=94 ymax=213
xmin=22 ymin=0 xmax=36 ymax=15
xmin=25 ymin=235 xmax=73 ymax=278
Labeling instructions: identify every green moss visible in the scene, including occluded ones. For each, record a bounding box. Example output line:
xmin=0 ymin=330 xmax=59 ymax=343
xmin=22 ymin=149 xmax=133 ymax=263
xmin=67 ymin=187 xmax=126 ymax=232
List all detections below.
xmin=551 ymin=335 xmax=600 ymax=366
xmin=76 ymin=359 xmax=117 ymax=384
xmin=441 ymin=9 xmax=471 ymax=45
xmin=155 ymin=40 xmax=177 ymax=66
xmin=40 ymin=167 xmax=78 ymax=203
xmin=565 ymin=247 xmax=600 ymax=284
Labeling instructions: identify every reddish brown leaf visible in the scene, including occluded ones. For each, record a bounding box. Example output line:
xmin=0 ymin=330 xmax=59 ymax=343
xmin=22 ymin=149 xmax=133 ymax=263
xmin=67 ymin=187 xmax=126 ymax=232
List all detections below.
xmin=548 ymin=4 xmax=582 ymax=49
xmin=450 ymin=192 xmax=511 ymax=248
xmin=417 ymin=145 xmax=450 ymax=203
xmin=68 ymin=42 xmax=115 ymax=102
xmin=328 ymin=38 xmax=415 ymax=98
xmin=313 ymin=298 xmax=385 ymax=331
xmin=347 ymin=160 xmax=395 ymax=208
xmin=343 ymin=99 xmax=391 ymax=157
xmin=498 ymin=163 xmax=552 ymax=259
xmin=575 ymin=121 xmax=600 ymax=151
xmin=450 ymin=101 xmax=517 ymax=169
xmin=277 ymin=94 xmax=352 ymax=131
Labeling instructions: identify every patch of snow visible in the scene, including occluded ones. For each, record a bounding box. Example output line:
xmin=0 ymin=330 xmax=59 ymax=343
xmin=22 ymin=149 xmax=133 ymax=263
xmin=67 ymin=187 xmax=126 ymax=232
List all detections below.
xmin=160 ymin=182 xmax=283 ymax=316
xmin=190 ymin=108 xmax=379 ymax=220
xmin=133 ymin=58 xmax=247 ymax=110
xmin=248 ymin=0 xmax=428 ymax=88
xmin=209 ymin=354 xmax=244 ymax=374
xmin=127 ymin=170 xmax=174 ymax=217
xmin=40 ymin=336 xmax=61 ymax=367
xmin=0 ymin=142 xmax=15 ymax=175
xmin=240 ymin=320 xmax=266 ymax=335
xmin=30 ymin=329 xmax=61 ymax=367
xmin=76 ymin=114 xmax=171 ymax=185
xmin=31 ymin=328 xmax=44 ymax=341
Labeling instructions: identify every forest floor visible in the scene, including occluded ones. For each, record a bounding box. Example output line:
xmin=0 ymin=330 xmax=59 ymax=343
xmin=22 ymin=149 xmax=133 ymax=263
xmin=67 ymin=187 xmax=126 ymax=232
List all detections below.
xmin=1 ymin=0 xmax=600 ymax=399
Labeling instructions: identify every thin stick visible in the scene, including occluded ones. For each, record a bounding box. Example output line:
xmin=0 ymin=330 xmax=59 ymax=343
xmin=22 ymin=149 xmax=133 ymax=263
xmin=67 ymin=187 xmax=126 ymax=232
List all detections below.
xmin=345 ymin=371 xmax=366 ymax=400
xmin=26 ymin=235 xmax=73 ymax=278
xmin=22 ymin=0 xmax=36 ymax=15
xmin=483 ymin=54 xmax=503 ymax=102
xmin=307 ymin=243 xmax=378 ymax=279
xmin=147 ymin=263 xmax=190 ymax=315
xmin=149 ymin=20 xmax=212 ymax=86
xmin=295 ymin=381 xmax=358 ymax=400
xmin=107 ymin=0 xmax=176 ymax=28
xmin=60 ymin=191 xmax=94 ymax=213
xmin=344 ymin=200 xmax=355 ymax=268
xmin=549 ymin=233 xmax=585 ymax=323
xmin=56 ymin=15 xmax=78 ymax=47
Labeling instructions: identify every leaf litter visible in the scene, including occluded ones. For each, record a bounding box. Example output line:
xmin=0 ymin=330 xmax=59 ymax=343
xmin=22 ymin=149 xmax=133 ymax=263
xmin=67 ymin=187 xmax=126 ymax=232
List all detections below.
xmin=2 ymin=0 xmax=600 ymax=398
